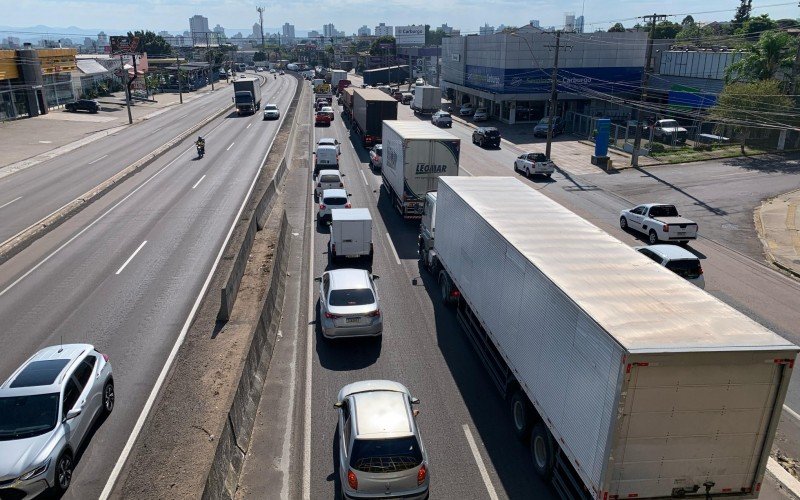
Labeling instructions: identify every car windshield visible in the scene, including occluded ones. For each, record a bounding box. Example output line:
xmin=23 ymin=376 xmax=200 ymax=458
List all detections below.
xmin=350 ymin=436 xmax=423 ymax=473
xmin=323 ymin=196 xmax=348 ymax=206
xmin=537 ymin=117 xmax=550 ymax=125
xmin=476 ymin=109 xmax=486 ymax=113
xmin=483 ymin=129 xmax=499 ymax=137
xmin=0 ymin=393 xmax=59 ymax=440
xmin=666 ymin=259 xmax=702 ymax=279
xmin=374 ymin=146 xmax=382 ymax=156
xmin=660 ymin=120 xmax=679 ymax=128
xmin=649 ymin=205 xmax=679 ymax=217
xmin=439 ymin=113 xmax=450 ymax=118
xmin=265 ymin=105 xmax=277 ymax=111
xmin=329 ymin=288 xmax=375 ymax=306
xmin=320 ymin=175 xmax=340 ymax=183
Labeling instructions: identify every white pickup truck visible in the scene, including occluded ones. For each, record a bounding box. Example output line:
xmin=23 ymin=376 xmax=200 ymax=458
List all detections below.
xmin=620 ymin=203 xmax=698 ymax=245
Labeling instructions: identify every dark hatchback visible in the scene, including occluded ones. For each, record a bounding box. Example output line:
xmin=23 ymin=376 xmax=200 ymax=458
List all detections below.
xmin=472 ymin=127 xmax=501 ymax=148
xmin=65 ymin=99 xmax=100 ymax=113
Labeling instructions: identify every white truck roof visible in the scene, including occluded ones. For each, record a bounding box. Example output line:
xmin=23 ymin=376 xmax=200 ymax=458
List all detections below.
xmin=383 ymin=120 xmax=458 ymax=141
xmin=440 ymin=176 xmax=796 ymax=354
xmin=332 ymin=208 xmax=371 ymax=221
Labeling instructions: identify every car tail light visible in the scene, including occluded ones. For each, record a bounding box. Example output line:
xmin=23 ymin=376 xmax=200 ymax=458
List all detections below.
xmin=317 ymin=183 xmax=321 ymax=188
xmin=319 ymin=204 xmax=326 ymax=210
xmin=101 ymin=353 xmax=109 ymax=362
xmin=663 ymin=224 xmax=670 ymax=232
xmin=345 ymin=203 xmax=351 ymax=208
xmin=339 ymin=182 xmax=343 ymax=187
xmin=417 ymin=464 xmax=427 ymax=485
xmin=451 ymin=289 xmax=461 ymax=298
xmin=325 ymin=312 xmax=341 ymax=319
xmin=698 ymin=265 xmax=704 ymax=275
xmin=332 ymin=244 xmax=336 ymax=254
xmin=367 ymin=309 xmax=381 ymax=317
xmin=348 ymin=470 xmax=358 ymax=490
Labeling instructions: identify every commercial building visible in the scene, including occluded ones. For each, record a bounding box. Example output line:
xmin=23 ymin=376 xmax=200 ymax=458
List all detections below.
xmin=576 ymin=15 xmax=585 ymax=34
xmin=282 ymin=23 xmax=295 ymax=44
xmin=0 ymin=47 xmax=78 ymax=121
xmin=441 ymin=26 xmax=647 ymax=123
xmin=323 ymin=24 xmax=336 ymax=39
xmin=190 ymin=15 xmax=210 ymax=38
xmin=649 ymin=49 xmax=744 ymax=110
xmin=375 ymin=23 xmax=393 ymax=37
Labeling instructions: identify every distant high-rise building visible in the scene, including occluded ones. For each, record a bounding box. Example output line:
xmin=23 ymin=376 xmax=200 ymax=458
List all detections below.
xmin=4 ymin=36 xmax=20 ymax=48
xmin=439 ymin=23 xmax=454 ymax=34
xmin=479 ymin=23 xmax=494 ymax=35
xmin=158 ymin=31 xmax=171 ymax=37
xmin=323 ymin=23 xmax=336 ymax=39
xmin=575 ymin=15 xmax=585 ymax=33
xmin=213 ymin=24 xmax=225 ymax=36
xmin=183 ymin=30 xmax=190 ymax=37
xmin=358 ymin=25 xmax=371 ymax=36
xmin=374 ymin=23 xmax=393 ymax=37
xmin=530 ymin=19 xmax=540 ymax=28
xmin=97 ymin=31 xmax=108 ymax=47
xmin=283 ymin=23 xmax=295 ymax=43
xmin=564 ymin=13 xmax=576 ymax=31
xmin=189 ymin=14 xmax=210 ymax=40
xmin=308 ymin=30 xmax=320 ymax=39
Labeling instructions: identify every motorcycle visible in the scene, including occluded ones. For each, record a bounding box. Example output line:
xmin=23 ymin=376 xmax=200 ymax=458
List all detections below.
xmin=197 ymin=144 xmax=205 ymax=158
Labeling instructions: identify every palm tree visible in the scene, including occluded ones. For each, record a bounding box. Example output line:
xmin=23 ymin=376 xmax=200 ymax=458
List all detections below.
xmin=725 ymin=30 xmax=795 ymax=82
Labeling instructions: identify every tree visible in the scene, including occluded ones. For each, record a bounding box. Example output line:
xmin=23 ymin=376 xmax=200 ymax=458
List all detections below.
xmin=253 ymin=51 xmax=266 ymax=62
xmin=736 ymin=14 xmax=777 ymax=39
xmin=427 ymin=28 xmax=446 ymax=46
xmin=681 ymin=15 xmax=695 ymax=26
xmin=725 ymin=30 xmax=795 ymax=82
xmin=369 ymin=36 xmax=395 ymax=55
xmin=710 ymin=80 xmax=793 ymax=153
xmin=733 ymin=0 xmax=753 ymax=28
xmin=126 ymin=30 xmax=172 ymax=57
xmin=608 ymin=22 xmax=626 ymax=32
xmin=675 ymin=23 xmax=715 ymax=45
xmin=776 ymin=18 xmax=800 ymax=29
xmin=653 ymin=21 xmax=683 ymax=39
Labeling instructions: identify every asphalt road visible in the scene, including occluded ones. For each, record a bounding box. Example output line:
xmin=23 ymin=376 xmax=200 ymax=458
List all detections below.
xmin=0 ymin=74 xmax=298 ymax=499
xmin=0 ymin=72 xmax=277 ymax=244
xmin=285 ymin=83 xmax=800 ymax=499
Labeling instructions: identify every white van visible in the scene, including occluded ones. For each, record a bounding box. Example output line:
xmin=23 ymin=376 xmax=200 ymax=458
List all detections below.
xmin=330 ymin=208 xmax=373 ymax=265
xmin=313 ymin=144 xmax=339 ymax=176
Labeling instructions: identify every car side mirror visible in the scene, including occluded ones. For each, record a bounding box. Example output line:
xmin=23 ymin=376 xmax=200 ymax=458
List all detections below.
xmin=333 ymin=402 xmax=343 ymax=409
xmin=314 ymin=277 xmax=322 ymax=282
xmin=413 ymin=409 xmax=420 ymax=417
xmin=411 ymin=397 xmax=420 ymax=405
xmin=372 ymin=275 xmax=380 ymax=280
xmin=65 ymin=408 xmax=81 ymax=421
xmin=348 ymin=193 xmax=352 ymax=197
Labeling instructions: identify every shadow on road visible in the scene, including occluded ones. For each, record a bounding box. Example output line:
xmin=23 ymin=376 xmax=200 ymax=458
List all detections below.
xmin=633 ymin=167 xmax=728 ymax=217
xmin=721 ymin=153 xmax=800 ymax=174
xmin=327 ymin=422 xmax=343 ymax=499
xmin=375 ymin=187 xmax=422 ymax=261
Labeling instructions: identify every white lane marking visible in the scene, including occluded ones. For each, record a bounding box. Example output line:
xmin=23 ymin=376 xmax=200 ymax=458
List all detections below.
xmin=0 ymin=196 xmax=22 ymax=210
xmin=768 ymin=456 xmax=800 ymax=496
xmin=460 ymin=166 xmax=473 ymax=176
xmin=99 ymin=74 xmax=297 ymax=500
xmin=115 ymin=240 xmax=147 ymax=275
xmin=303 ymin=88 xmax=314 ymax=500
xmin=88 ymin=154 xmax=108 ymax=165
xmin=385 ymin=232 xmax=401 ymax=265
xmin=360 ymin=170 xmax=368 ymax=186
xmin=227 ymin=142 xmax=235 ymax=151
xmin=152 ymin=126 xmax=162 ymax=133
xmin=785 ymin=404 xmax=800 ymax=422
xmin=247 ymin=123 xmax=252 ymax=129
xmin=192 ymin=175 xmax=207 ymax=190
xmin=462 ymin=424 xmax=500 ymax=500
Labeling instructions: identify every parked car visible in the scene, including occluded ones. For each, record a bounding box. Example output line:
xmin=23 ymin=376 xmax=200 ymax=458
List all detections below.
xmin=369 ymin=144 xmax=382 ymax=170
xmin=65 ymin=99 xmax=99 ymax=114
xmin=315 ymin=111 xmax=331 ymax=127
xmin=269 ymin=68 xmax=277 ymax=74
xmin=392 ymin=91 xmax=404 ymax=102
xmin=0 ymin=344 xmax=114 ymax=498
xmin=317 ymin=269 xmax=382 ymax=339
xmin=620 ymin=203 xmax=698 ymax=245
xmin=320 ymin=106 xmax=335 ymax=121
xmin=459 ymin=104 xmax=474 ymax=116
xmin=317 ymin=137 xmax=341 ymax=155
xmin=315 ymin=170 xmax=344 ymax=201
xmin=472 ymin=127 xmax=501 ymax=148
xmin=431 ymin=111 xmax=452 ymax=128
xmin=635 ymin=244 xmax=705 ymax=288
xmin=317 ymin=188 xmax=351 ymax=224
xmin=514 ymin=152 xmax=555 ymax=178
xmin=262 ymin=103 xmax=280 ymax=120
xmin=334 ymin=380 xmax=428 ymax=498
xmin=533 ymin=116 xmax=565 ymax=137
xmin=472 ymin=108 xmax=488 ymax=122
xmin=650 ymin=119 xmax=688 ymax=144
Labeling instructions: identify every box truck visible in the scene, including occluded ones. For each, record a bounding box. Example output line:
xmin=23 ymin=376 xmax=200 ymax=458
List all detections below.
xmin=421 ymin=176 xmax=798 ymax=500
xmin=352 ymin=88 xmax=398 ymax=148
xmin=410 ymin=85 xmax=442 ymax=114
xmin=329 ymin=208 xmax=373 ymax=265
xmin=330 ymin=70 xmax=348 ymax=89
xmin=381 ymin=121 xmax=460 ymax=218
xmin=232 ymin=78 xmax=262 ymax=115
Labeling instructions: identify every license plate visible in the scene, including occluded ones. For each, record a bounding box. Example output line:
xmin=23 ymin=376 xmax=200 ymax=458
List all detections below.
xmin=346 ymin=255 xmax=359 ymax=259
xmin=678 ymin=232 xmax=686 ymax=235
xmin=346 ymin=317 xmax=360 ymax=324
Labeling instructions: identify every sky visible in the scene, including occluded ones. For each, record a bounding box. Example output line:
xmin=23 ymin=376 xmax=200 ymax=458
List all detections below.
xmin=0 ymin=0 xmax=797 ymax=37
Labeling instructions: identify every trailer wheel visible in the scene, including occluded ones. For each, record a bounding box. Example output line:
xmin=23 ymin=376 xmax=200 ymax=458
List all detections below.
xmin=510 ymin=390 xmax=532 ymax=442
xmin=438 ymin=271 xmax=455 ymax=307
xmin=531 ymin=422 xmax=555 ymax=480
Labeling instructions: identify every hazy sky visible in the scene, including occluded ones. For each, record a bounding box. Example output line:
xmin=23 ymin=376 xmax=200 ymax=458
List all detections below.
xmin=0 ymin=0 xmax=797 ymax=35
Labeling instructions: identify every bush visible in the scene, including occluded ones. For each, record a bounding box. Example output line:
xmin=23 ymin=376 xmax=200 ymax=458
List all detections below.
xmin=648 ymin=142 xmax=666 ymax=153
xmin=693 ymin=144 xmax=713 ymax=151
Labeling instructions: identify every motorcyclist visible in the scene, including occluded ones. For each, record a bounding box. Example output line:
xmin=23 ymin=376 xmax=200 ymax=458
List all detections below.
xmin=196 ymin=136 xmax=205 ymax=155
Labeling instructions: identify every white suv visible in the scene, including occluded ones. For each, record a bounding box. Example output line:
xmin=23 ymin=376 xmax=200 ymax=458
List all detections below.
xmin=334 ymin=380 xmax=428 ymax=499
xmin=635 ymin=244 xmax=705 ymax=288
xmin=315 ymin=170 xmax=344 ymax=201
xmin=318 ymin=188 xmax=350 ymax=224
xmin=0 ymin=344 xmax=114 ymax=498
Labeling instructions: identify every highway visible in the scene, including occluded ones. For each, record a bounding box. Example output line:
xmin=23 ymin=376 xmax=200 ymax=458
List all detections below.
xmin=0 ymin=73 xmax=274 ymax=244
xmin=273 ymin=81 xmax=800 ymax=499
xmin=0 ymin=73 xmax=298 ymax=499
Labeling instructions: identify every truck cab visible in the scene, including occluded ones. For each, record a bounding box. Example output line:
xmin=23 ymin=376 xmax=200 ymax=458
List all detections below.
xmin=418 ymin=192 xmax=437 ymax=270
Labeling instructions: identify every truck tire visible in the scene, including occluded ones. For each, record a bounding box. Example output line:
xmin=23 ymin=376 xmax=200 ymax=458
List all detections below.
xmin=530 ymin=422 xmax=556 ymax=480
xmin=648 ymin=230 xmax=659 ymax=245
xmin=438 ymin=270 xmax=457 ymax=307
xmin=510 ymin=389 xmax=532 ymax=442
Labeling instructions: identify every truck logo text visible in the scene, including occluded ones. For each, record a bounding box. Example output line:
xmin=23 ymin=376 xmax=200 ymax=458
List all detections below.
xmin=416 ymin=163 xmax=447 ymax=174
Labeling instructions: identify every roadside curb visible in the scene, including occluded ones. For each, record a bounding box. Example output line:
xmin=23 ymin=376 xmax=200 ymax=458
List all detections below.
xmin=754 ymin=191 xmax=800 ymax=280
xmin=768 ymin=457 xmax=800 ymax=499
xmin=0 ymin=102 xmax=233 ymax=266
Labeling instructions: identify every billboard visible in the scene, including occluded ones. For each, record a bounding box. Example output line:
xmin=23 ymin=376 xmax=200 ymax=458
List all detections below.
xmin=110 ymin=35 xmax=139 ymax=54
xmin=395 ymin=26 xmax=425 ymax=46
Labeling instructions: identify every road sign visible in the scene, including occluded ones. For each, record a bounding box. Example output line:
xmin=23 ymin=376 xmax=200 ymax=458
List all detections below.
xmin=110 ymin=36 xmax=140 ymax=54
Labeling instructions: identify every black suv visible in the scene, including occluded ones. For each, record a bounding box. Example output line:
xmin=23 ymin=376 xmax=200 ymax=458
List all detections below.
xmin=65 ymin=99 xmax=100 ymax=114
xmin=472 ymin=127 xmax=501 ymax=148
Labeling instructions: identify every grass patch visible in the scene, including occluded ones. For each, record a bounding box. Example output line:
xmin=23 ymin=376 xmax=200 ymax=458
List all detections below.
xmin=649 ymin=145 xmax=771 ymax=164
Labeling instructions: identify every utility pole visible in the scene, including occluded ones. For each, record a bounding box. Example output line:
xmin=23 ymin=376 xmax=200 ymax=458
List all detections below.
xmin=257 ymin=6 xmax=265 ymax=49
xmin=176 ymin=52 xmax=183 ymax=104
xmin=543 ymin=31 xmax=570 ymax=160
xmin=120 ymin=54 xmax=133 ymax=124
xmin=205 ymin=32 xmax=215 ymax=91
xmin=631 ymin=13 xmax=667 ymax=167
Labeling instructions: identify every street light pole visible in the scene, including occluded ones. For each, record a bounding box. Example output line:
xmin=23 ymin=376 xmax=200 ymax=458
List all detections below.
xmin=631 ymin=13 xmax=667 ymax=167
xmin=544 ymin=31 xmax=561 ymax=160
xmin=176 ymin=52 xmax=183 ymax=104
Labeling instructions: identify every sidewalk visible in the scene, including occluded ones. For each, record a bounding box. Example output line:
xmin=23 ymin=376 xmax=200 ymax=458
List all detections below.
xmin=756 ymin=189 xmax=800 ymax=278
xmin=0 ymin=79 xmax=232 ymax=169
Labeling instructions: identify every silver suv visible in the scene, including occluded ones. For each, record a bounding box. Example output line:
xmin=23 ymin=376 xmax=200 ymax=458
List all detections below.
xmin=0 ymin=344 xmax=114 ymax=498
xmin=334 ymin=380 xmax=429 ymax=499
